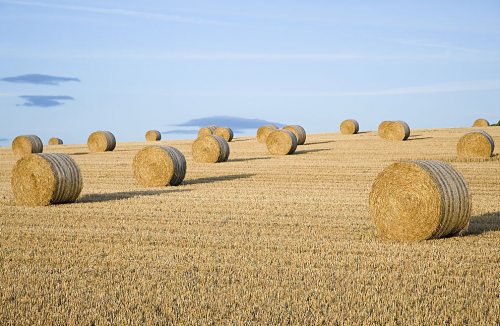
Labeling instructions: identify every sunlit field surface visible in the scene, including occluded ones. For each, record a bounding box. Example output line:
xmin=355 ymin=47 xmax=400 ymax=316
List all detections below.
xmin=1 ymin=127 xmax=499 ymax=324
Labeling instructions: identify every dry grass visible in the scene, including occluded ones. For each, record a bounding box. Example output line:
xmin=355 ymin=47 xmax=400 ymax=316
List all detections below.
xmin=0 ymin=127 xmax=499 ymax=324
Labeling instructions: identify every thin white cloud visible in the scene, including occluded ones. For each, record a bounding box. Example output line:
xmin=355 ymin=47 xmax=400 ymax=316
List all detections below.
xmin=1 ymin=0 xmax=231 ymax=26
xmin=175 ymin=80 xmax=500 ymax=97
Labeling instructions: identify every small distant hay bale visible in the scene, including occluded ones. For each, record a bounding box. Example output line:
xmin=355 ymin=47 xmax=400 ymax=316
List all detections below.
xmin=378 ymin=120 xmax=410 ymax=141
xmin=11 ymin=153 xmax=83 ymax=206
xmin=197 ymin=125 xmax=218 ymax=138
xmin=12 ymin=135 xmax=43 ymax=156
xmin=266 ymin=130 xmax=297 ymax=155
xmin=256 ymin=125 xmax=278 ymax=143
xmin=472 ymin=118 xmax=489 ymax=127
xmin=214 ymin=127 xmax=234 ymax=142
xmin=48 ymin=137 xmax=63 ymax=145
xmin=87 ymin=131 xmax=116 ymax=152
xmin=133 ymin=146 xmax=186 ymax=187
xmin=457 ymin=130 xmax=495 ymax=158
xmin=283 ymin=125 xmax=306 ymax=145
xmin=340 ymin=119 xmax=359 ymax=135
xmin=369 ymin=160 xmax=471 ymax=241
xmin=145 ymin=130 xmax=161 ymax=141
xmin=192 ymin=135 xmax=230 ymax=163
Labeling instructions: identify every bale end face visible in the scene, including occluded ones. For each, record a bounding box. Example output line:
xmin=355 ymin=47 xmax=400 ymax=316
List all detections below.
xmin=457 ymin=131 xmax=495 ymax=158
xmin=12 ymin=135 xmax=43 ymax=156
xmin=87 ymin=131 xmax=116 ymax=152
xmin=11 ymin=153 xmax=83 ymax=206
xmin=133 ymin=146 xmax=186 ymax=187
xmin=48 ymin=138 xmax=63 ymax=145
xmin=283 ymin=125 xmax=306 ymax=145
xmin=369 ymin=160 xmax=471 ymax=241
xmin=145 ymin=130 xmax=161 ymax=141
xmin=472 ymin=118 xmax=489 ymax=127
xmin=266 ymin=130 xmax=297 ymax=155
xmin=340 ymin=119 xmax=359 ymax=135
xmin=256 ymin=125 xmax=278 ymax=143
xmin=192 ymin=135 xmax=230 ymax=163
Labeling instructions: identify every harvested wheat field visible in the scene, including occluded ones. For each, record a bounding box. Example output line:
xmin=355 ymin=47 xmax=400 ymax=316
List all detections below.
xmin=0 ymin=127 xmax=499 ymax=324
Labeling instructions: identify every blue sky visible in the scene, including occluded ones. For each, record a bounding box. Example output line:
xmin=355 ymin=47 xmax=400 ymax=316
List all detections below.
xmin=1 ymin=0 xmax=499 ymax=145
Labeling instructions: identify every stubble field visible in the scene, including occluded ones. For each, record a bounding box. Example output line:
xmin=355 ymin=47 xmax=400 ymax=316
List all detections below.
xmin=0 ymin=127 xmax=499 ymax=324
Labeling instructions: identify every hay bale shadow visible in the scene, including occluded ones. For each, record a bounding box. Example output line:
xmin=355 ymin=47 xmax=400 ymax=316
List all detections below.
xmin=466 ymin=211 xmax=500 ymax=235
xmin=185 ymin=173 xmax=255 ymax=185
xmin=230 ymin=157 xmax=271 ymax=163
xmin=304 ymin=140 xmax=335 ymax=146
xmin=407 ymin=136 xmax=433 ymax=141
xmin=294 ymin=148 xmax=332 ymax=155
xmin=78 ymin=189 xmax=191 ymax=203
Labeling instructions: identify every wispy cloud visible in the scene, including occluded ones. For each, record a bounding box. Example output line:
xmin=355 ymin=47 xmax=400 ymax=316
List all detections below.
xmin=175 ymin=80 xmax=500 ymax=97
xmin=18 ymin=95 xmax=74 ymax=107
xmin=162 ymin=129 xmax=199 ymax=135
xmin=1 ymin=74 xmax=80 ymax=85
xmin=1 ymin=0 xmax=231 ymax=26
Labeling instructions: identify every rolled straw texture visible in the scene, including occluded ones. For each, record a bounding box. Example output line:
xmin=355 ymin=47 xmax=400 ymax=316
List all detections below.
xmin=87 ymin=131 xmax=116 ymax=152
xmin=283 ymin=125 xmax=306 ymax=145
xmin=256 ymin=125 xmax=278 ymax=143
xmin=457 ymin=131 xmax=495 ymax=158
xmin=145 ymin=130 xmax=161 ymax=141
xmin=192 ymin=135 xmax=230 ymax=163
xmin=133 ymin=145 xmax=186 ymax=187
xmin=340 ymin=119 xmax=359 ymax=135
xmin=11 ymin=153 xmax=83 ymax=206
xmin=266 ymin=129 xmax=297 ymax=155
xmin=12 ymin=135 xmax=43 ymax=156
xmin=369 ymin=160 xmax=471 ymax=241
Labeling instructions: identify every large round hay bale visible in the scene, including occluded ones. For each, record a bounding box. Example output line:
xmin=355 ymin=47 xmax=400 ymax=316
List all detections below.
xmin=145 ymin=130 xmax=161 ymax=141
xmin=256 ymin=125 xmax=278 ymax=143
xmin=340 ymin=119 xmax=359 ymax=135
xmin=133 ymin=146 xmax=186 ymax=187
xmin=283 ymin=125 xmax=306 ymax=145
xmin=378 ymin=120 xmax=410 ymax=141
xmin=472 ymin=118 xmax=489 ymax=127
xmin=197 ymin=125 xmax=217 ymax=138
xmin=369 ymin=160 xmax=471 ymax=241
xmin=12 ymin=135 xmax=43 ymax=156
xmin=266 ymin=130 xmax=297 ymax=155
xmin=192 ymin=135 xmax=230 ymax=163
xmin=457 ymin=131 xmax=495 ymax=158
xmin=11 ymin=153 xmax=83 ymax=206
xmin=87 ymin=131 xmax=116 ymax=152
xmin=48 ymin=137 xmax=63 ymax=145
xmin=214 ymin=127 xmax=234 ymax=142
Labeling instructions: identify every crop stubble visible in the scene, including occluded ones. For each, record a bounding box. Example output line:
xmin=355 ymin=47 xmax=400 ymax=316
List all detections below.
xmin=0 ymin=127 xmax=499 ymax=324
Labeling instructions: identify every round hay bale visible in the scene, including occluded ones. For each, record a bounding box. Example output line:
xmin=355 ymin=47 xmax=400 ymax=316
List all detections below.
xmin=12 ymin=135 xmax=43 ymax=156
xmin=256 ymin=125 xmax=278 ymax=143
xmin=378 ymin=120 xmax=410 ymax=141
xmin=197 ymin=125 xmax=218 ymax=138
xmin=48 ymin=137 xmax=63 ymax=145
xmin=11 ymin=153 xmax=83 ymax=206
xmin=87 ymin=131 xmax=116 ymax=152
xmin=214 ymin=127 xmax=234 ymax=142
xmin=145 ymin=130 xmax=161 ymax=141
xmin=266 ymin=130 xmax=297 ymax=155
xmin=472 ymin=118 xmax=489 ymax=127
xmin=340 ymin=119 xmax=359 ymax=135
xmin=457 ymin=131 xmax=495 ymax=158
xmin=369 ymin=160 xmax=471 ymax=241
xmin=192 ymin=135 xmax=230 ymax=163
xmin=283 ymin=125 xmax=306 ymax=145
xmin=133 ymin=145 xmax=186 ymax=187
